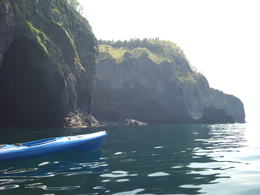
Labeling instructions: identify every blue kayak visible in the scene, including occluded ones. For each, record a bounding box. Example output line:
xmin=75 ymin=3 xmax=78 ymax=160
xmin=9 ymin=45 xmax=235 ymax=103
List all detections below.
xmin=0 ymin=131 xmax=107 ymax=162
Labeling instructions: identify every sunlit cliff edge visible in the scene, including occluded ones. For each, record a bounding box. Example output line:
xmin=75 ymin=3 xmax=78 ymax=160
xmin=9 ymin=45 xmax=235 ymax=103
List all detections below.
xmin=92 ymin=40 xmax=245 ymax=125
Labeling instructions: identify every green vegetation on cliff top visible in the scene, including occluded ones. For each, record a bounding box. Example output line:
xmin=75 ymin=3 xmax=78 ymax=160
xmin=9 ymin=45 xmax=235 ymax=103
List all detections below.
xmin=97 ymin=38 xmax=189 ymax=65
xmin=97 ymin=38 xmax=204 ymax=84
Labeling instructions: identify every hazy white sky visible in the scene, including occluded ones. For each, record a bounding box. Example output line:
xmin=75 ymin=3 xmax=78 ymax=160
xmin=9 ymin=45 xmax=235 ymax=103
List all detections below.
xmin=79 ymin=0 xmax=260 ymax=122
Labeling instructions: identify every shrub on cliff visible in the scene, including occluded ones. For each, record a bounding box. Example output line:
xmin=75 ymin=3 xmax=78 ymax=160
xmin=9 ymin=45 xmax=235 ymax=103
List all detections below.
xmin=67 ymin=0 xmax=83 ymax=14
xmin=98 ymin=38 xmax=186 ymax=59
xmin=97 ymin=38 xmax=190 ymax=64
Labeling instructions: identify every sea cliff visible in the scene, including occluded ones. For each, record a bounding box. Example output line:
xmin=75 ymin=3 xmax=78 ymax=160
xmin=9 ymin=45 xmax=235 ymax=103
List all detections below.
xmin=0 ymin=1 xmax=245 ymax=129
xmin=92 ymin=41 xmax=245 ymax=124
xmin=0 ymin=0 xmax=98 ymax=128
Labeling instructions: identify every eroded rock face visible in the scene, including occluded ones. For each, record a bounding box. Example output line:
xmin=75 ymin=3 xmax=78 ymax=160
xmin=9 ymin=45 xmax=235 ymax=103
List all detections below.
xmin=202 ymin=106 xmax=234 ymax=124
xmin=92 ymin=51 xmax=245 ymax=124
xmin=0 ymin=0 xmax=98 ymax=128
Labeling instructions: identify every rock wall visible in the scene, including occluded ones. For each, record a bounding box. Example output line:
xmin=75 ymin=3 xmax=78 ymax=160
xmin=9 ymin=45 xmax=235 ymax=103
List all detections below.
xmin=92 ymin=50 xmax=245 ymax=124
xmin=202 ymin=106 xmax=235 ymax=124
xmin=0 ymin=0 xmax=98 ymax=128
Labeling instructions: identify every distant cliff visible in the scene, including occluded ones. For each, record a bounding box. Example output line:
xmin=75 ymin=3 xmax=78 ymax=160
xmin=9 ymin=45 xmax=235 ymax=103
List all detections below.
xmin=92 ymin=40 xmax=245 ymax=124
xmin=0 ymin=0 xmax=98 ymax=128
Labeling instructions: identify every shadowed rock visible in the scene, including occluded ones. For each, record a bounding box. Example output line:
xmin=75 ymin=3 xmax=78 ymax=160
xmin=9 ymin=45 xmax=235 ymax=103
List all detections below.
xmin=0 ymin=0 xmax=98 ymax=128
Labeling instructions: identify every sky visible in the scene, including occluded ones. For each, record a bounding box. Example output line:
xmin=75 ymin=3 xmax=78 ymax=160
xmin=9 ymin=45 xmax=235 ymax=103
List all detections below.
xmin=79 ymin=0 xmax=260 ymax=123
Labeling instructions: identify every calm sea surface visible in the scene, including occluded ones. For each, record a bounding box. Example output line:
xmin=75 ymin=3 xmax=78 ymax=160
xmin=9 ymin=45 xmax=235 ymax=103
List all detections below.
xmin=0 ymin=123 xmax=259 ymax=195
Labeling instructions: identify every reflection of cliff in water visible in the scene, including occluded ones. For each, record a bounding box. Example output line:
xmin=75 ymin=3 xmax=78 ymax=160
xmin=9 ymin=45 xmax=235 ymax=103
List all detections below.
xmin=0 ymin=150 xmax=106 ymax=193
xmin=100 ymin=125 xmax=246 ymax=194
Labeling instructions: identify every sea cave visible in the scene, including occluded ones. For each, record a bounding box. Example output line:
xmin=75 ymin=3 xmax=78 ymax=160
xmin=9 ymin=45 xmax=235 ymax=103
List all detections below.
xmin=0 ymin=37 xmax=51 ymax=129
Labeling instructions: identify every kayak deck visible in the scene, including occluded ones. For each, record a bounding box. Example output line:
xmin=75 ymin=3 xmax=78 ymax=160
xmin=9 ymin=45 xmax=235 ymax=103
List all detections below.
xmin=0 ymin=137 xmax=62 ymax=149
xmin=0 ymin=131 xmax=107 ymax=162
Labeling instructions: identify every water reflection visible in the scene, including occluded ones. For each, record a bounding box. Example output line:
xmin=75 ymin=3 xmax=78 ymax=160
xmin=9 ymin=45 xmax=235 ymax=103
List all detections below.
xmin=0 ymin=124 xmax=258 ymax=194
xmin=97 ymin=124 xmax=249 ymax=194
xmin=0 ymin=150 xmax=107 ymax=194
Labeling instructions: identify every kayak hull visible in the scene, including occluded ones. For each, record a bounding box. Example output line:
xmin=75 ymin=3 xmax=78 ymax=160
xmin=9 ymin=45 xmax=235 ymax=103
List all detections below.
xmin=0 ymin=131 xmax=107 ymax=162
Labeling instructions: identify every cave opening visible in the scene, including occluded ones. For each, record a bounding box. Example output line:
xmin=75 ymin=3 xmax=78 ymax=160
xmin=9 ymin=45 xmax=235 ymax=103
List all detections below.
xmin=0 ymin=38 xmax=51 ymax=129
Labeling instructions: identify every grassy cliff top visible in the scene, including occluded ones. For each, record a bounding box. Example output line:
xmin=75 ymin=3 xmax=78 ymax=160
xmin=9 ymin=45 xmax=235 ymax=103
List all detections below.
xmin=98 ymin=45 xmax=171 ymax=64
xmin=96 ymin=38 xmax=206 ymax=85
xmin=97 ymin=38 xmax=190 ymax=65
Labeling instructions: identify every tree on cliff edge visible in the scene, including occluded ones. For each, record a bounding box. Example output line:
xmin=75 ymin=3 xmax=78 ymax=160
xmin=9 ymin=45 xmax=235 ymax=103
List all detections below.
xmin=67 ymin=0 xmax=83 ymax=14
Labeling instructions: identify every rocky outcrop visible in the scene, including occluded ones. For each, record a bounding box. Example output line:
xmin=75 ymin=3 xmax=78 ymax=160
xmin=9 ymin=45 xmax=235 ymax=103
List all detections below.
xmin=201 ymin=106 xmax=234 ymax=124
xmin=0 ymin=0 xmax=98 ymax=128
xmin=118 ymin=118 xmax=148 ymax=126
xmin=92 ymin=49 xmax=245 ymax=124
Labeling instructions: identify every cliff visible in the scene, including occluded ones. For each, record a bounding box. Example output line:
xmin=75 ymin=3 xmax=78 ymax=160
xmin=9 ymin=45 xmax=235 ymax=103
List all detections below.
xmin=0 ymin=0 xmax=98 ymax=128
xmin=92 ymin=42 xmax=245 ymax=124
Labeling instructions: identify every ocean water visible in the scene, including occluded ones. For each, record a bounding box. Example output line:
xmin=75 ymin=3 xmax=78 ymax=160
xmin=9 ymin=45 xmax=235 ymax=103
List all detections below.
xmin=0 ymin=123 xmax=259 ymax=194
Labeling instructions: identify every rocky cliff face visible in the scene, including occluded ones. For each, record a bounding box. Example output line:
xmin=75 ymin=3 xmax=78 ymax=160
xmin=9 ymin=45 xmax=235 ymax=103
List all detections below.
xmin=0 ymin=0 xmax=98 ymax=128
xmin=93 ymin=47 xmax=245 ymax=124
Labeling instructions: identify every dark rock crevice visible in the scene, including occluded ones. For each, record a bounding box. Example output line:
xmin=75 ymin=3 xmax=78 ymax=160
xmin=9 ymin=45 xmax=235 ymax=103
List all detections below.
xmin=0 ymin=37 xmax=52 ymax=128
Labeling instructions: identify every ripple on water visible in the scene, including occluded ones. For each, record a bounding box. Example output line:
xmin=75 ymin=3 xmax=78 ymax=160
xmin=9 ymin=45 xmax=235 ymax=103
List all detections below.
xmin=0 ymin=179 xmax=33 ymax=185
xmin=64 ymin=171 xmax=92 ymax=176
xmin=148 ymin=172 xmax=169 ymax=177
xmin=0 ymin=184 xmax=19 ymax=190
xmin=77 ymin=193 xmax=98 ymax=195
xmin=93 ymin=186 xmax=106 ymax=190
xmin=180 ymin=184 xmax=201 ymax=189
xmin=79 ymin=162 xmax=96 ymax=167
xmin=70 ymin=167 xmax=82 ymax=170
xmin=25 ymin=183 xmax=45 ymax=189
xmin=188 ymin=162 xmax=226 ymax=169
xmin=4 ymin=168 xmax=38 ymax=174
xmin=154 ymin=146 xmax=163 ymax=149
xmin=116 ymin=179 xmax=130 ymax=182
xmin=38 ymin=162 xmax=50 ymax=166
xmin=25 ymin=185 xmax=47 ymax=189
xmin=113 ymin=188 xmax=145 ymax=195
xmin=172 ymin=166 xmax=183 ymax=169
xmin=100 ymin=170 xmax=137 ymax=178
xmin=0 ymin=169 xmax=7 ymax=173
xmin=90 ymin=165 xmax=101 ymax=169
xmin=79 ymin=162 xmax=107 ymax=168
xmin=187 ymin=169 xmax=219 ymax=176
xmin=43 ymin=186 xmax=80 ymax=191
xmin=114 ymin=152 xmax=123 ymax=155
xmin=100 ymin=170 xmax=127 ymax=178
xmin=30 ymin=173 xmax=55 ymax=178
